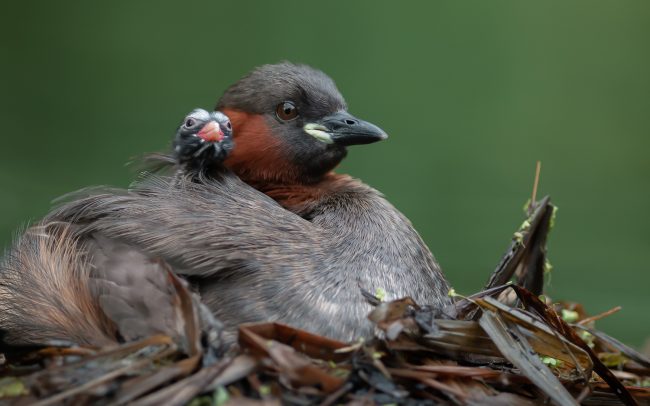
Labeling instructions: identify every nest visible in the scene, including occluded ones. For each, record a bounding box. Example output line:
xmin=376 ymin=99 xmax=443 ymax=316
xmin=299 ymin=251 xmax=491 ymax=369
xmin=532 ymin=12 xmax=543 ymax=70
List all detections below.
xmin=1 ymin=196 xmax=648 ymax=406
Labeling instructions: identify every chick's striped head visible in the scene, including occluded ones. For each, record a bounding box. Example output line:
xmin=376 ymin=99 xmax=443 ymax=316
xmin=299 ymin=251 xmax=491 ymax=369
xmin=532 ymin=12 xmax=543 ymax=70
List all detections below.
xmin=173 ymin=109 xmax=234 ymax=170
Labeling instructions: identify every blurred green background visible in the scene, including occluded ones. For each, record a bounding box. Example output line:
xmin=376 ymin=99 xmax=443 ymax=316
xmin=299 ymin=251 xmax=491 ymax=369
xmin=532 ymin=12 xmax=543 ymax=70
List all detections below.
xmin=1 ymin=1 xmax=648 ymax=346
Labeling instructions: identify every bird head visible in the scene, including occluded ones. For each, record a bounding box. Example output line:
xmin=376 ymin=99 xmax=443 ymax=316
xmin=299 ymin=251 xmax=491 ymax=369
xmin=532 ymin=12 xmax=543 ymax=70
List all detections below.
xmin=173 ymin=109 xmax=234 ymax=171
xmin=216 ymin=62 xmax=387 ymax=185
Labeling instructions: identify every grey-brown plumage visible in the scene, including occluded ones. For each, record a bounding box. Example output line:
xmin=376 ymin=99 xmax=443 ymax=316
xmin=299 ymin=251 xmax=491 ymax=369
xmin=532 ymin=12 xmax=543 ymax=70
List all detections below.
xmin=0 ymin=222 xmax=223 ymax=349
xmin=0 ymin=62 xmax=451 ymax=346
xmin=88 ymin=233 xmax=223 ymax=352
xmin=0 ymin=223 xmax=116 ymax=346
xmin=41 ymin=170 xmax=450 ymax=343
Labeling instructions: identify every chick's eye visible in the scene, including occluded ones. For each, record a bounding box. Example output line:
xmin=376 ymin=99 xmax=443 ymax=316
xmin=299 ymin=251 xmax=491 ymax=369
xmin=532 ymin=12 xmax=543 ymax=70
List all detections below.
xmin=276 ymin=101 xmax=298 ymax=121
xmin=185 ymin=118 xmax=196 ymax=127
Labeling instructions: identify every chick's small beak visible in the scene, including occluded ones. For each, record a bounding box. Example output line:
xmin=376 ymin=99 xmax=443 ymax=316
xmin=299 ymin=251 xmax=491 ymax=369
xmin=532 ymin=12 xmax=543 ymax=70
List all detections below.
xmin=197 ymin=121 xmax=224 ymax=142
xmin=304 ymin=111 xmax=388 ymax=146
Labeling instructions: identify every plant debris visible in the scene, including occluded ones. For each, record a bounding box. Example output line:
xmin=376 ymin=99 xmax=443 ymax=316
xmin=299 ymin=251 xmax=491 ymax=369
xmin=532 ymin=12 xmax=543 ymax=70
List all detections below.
xmin=1 ymin=196 xmax=648 ymax=405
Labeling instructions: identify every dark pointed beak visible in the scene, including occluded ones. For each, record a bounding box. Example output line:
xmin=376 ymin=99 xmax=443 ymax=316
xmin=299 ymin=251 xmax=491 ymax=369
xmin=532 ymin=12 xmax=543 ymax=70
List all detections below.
xmin=304 ymin=111 xmax=388 ymax=146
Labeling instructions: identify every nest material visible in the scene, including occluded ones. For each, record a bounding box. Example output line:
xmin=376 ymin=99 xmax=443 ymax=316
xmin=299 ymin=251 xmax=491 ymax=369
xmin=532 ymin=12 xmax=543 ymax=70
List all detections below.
xmin=0 ymin=196 xmax=648 ymax=406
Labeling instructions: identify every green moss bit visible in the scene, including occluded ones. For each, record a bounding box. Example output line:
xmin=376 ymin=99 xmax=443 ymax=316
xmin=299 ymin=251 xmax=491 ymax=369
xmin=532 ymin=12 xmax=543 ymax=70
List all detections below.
xmin=578 ymin=330 xmax=596 ymax=349
xmin=599 ymin=352 xmax=628 ymax=368
xmin=544 ymin=259 xmax=553 ymax=274
xmin=513 ymin=231 xmax=525 ymax=244
xmin=543 ymin=259 xmax=554 ymax=287
xmin=331 ymin=368 xmax=350 ymax=379
xmin=259 ymin=384 xmax=272 ymax=397
xmin=188 ymin=396 xmax=212 ymax=406
xmin=0 ymin=377 xmax=27 ymax=398
xmin=375 ymin=287 xmax=386 ymax=302
xmin=214 ymin=386 xmax=230 ymax=406
xmin=549 ymin=205 xmax=559 ymax=230
xmin=561 ymin=309 xmax=579 ymax=323
xmin=190 ymin=388 xmax=230 ymax=406
xmin=448 ymin=288 xmax=471 ymax=301
xmin=540 ymin=356 xmax=563 ymax=368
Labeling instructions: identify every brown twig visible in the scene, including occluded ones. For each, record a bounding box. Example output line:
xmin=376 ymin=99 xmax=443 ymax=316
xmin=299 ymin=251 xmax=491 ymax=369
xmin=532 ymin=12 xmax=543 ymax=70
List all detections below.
xmin=578 ymin=306 xmax=623 ymax=326
xmin=529 ymin=160 xmax=542 ymax=213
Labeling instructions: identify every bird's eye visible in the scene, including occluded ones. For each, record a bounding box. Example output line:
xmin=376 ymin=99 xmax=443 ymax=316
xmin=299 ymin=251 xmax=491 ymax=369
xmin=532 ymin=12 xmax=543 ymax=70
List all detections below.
xmin=276 ymin=101 xmax=299 ymax=121
xmin=225 ymin=120 xmax=232 ymax=131
xmin=184 ymin=118 xmax=196 ymax=127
